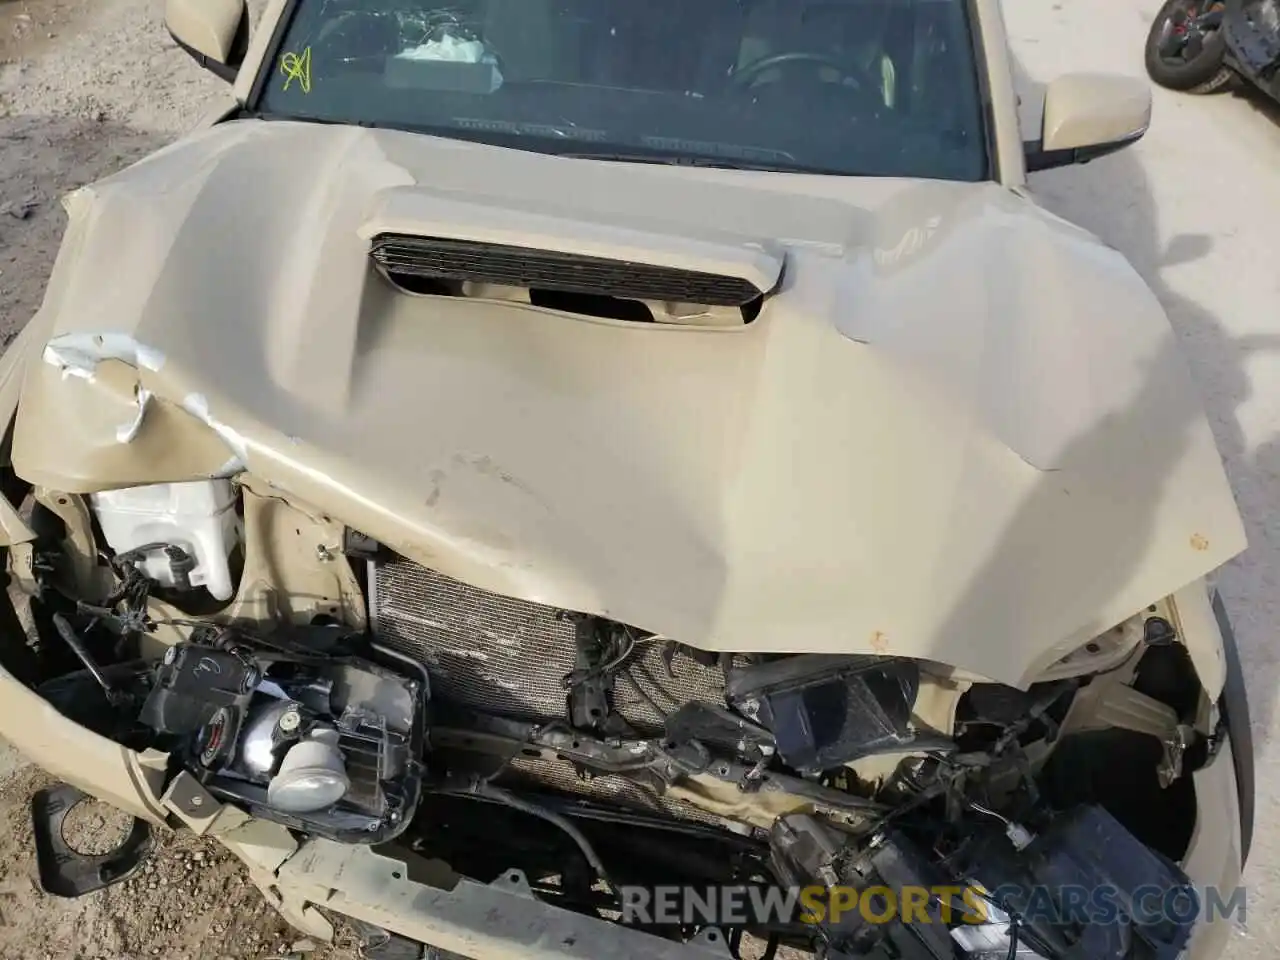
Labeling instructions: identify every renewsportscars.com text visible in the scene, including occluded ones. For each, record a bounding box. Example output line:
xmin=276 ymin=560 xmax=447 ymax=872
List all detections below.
xmin=618 ymin=884 xmax=1246 ymax=927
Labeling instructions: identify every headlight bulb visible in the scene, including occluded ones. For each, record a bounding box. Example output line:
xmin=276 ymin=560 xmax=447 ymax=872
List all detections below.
xmin=267 ymin=726 xmax=349 ymax=813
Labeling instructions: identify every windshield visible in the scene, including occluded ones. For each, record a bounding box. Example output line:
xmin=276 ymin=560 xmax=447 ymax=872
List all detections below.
xmin=257 ymin=0 xmax=989 ymax=181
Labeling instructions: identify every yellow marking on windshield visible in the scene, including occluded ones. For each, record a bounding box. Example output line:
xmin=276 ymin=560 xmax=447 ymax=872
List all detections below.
xmin=881 ymin=55 xmax=896 ymax=108
xmin=280 ymin=47 xmax=312 ymax=94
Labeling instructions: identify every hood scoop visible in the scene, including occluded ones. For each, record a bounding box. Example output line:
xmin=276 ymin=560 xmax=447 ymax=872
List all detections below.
xmin=370 ymin=233 xmax=769 ymax=325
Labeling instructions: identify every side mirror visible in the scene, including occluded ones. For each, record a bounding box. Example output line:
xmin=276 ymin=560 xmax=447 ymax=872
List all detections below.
xmin=1024 ymin=74 xmax=1152 ymax=173
xmin=165 ymin=0 xmax=249 ymax=83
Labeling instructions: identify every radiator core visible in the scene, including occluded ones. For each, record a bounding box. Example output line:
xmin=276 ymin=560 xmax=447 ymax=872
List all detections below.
xmin=372 ymin=557 xmax=730 ymax=732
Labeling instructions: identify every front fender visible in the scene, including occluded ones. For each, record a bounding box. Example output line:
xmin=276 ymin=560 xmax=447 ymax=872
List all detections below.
xmin=0 ymin=659 xmax=170 ymax=824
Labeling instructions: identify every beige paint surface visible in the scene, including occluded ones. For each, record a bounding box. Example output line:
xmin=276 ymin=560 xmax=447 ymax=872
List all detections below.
xmin=3 ymin=110 xmax=1244 ymax=688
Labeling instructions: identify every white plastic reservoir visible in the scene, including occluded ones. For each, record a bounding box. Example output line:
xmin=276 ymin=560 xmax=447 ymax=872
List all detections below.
xmin=91 ymin=480 xmax=241 ymax=601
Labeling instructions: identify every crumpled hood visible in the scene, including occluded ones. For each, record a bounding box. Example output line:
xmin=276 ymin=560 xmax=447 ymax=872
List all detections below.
xmin=11 ymin=119 xmax=1245 ymax=685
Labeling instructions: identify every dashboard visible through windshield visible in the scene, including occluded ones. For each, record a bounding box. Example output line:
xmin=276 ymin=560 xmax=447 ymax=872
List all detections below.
xmin=257 ymin=0 xmax=989 ymax=181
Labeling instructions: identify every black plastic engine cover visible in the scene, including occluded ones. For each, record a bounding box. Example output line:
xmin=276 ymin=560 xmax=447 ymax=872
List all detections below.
xmin=727 ymin=655 xmax=921 ymax=773
xmin=969 ymin=805 xmax=1196 ymax=960
xmin=138 ymin=644 xmax=257 ymax=735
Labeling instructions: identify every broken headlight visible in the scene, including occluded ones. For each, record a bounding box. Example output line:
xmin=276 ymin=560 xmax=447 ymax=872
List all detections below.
xmin=139 ymin=627 xmax=426 ymax=842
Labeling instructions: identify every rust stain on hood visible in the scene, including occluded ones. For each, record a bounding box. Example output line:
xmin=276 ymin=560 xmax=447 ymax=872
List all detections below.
xmin=6 ymin=120 xmax=1246 ymax=685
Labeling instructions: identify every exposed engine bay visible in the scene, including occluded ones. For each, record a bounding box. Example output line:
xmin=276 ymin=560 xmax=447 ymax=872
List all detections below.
xmin=4 ymin=476 xmax=1226 ymax=959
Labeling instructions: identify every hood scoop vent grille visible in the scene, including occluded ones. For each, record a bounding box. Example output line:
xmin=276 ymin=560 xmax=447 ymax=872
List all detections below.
xmin=370 ymin=233 xmax=767 ymax=324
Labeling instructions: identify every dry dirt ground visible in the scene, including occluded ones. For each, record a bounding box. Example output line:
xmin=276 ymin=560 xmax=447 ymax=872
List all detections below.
xmin=0 ymin=0 xmax=1279 ymax=958
xmin=0 ymin=766 xmax=362 ymax=960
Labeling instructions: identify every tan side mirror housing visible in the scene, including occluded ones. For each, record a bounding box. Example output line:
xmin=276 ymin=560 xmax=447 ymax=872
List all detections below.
xmin=1025 ymin=74 xmax=1152 ymax=173
xmin=165 ymin=0 xmax=249 ymax=83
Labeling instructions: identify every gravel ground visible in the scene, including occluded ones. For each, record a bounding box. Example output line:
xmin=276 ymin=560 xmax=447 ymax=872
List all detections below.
xmin=0 ymin=0 xmax=1277 ymax=957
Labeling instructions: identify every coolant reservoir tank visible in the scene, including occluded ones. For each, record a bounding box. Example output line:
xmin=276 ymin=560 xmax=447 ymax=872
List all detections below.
xmin=91 ymin=480 xmax=241 ymax=600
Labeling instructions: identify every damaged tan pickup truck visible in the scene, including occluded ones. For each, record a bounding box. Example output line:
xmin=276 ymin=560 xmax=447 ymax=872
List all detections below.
xmin=0 ymin=0 xmax=1254 ymax=957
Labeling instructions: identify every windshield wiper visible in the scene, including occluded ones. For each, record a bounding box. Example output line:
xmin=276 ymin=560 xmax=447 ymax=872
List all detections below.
xmin=242 ymin=108 xmax=386 ymax=128
xmin=236 ymin=112 xmax=854 ymax=175
xmin=556 ymin=150 xmax=849 ymax=175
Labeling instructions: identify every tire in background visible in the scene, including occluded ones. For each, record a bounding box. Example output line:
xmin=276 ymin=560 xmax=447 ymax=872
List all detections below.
xmin=1145 ymin=0 xmax=1235 ymax=92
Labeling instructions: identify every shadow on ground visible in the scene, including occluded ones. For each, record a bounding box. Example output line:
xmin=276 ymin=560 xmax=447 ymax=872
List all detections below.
xmin=1004 ymin=63 xmax=1280 ymax=748
xmin=1230 ymin=77 xmax=1280 ymax=125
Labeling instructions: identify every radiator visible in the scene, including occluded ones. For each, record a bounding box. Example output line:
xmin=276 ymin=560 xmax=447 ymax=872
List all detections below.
xmin=372 ymin=556 xmax=730 ymax=732
xmin=372 ymin=556 xmax=734 ymax=822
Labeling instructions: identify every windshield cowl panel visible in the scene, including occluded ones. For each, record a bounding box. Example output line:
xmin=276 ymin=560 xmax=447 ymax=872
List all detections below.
xmin=257 ymin=0 xmax=989 ymax=182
